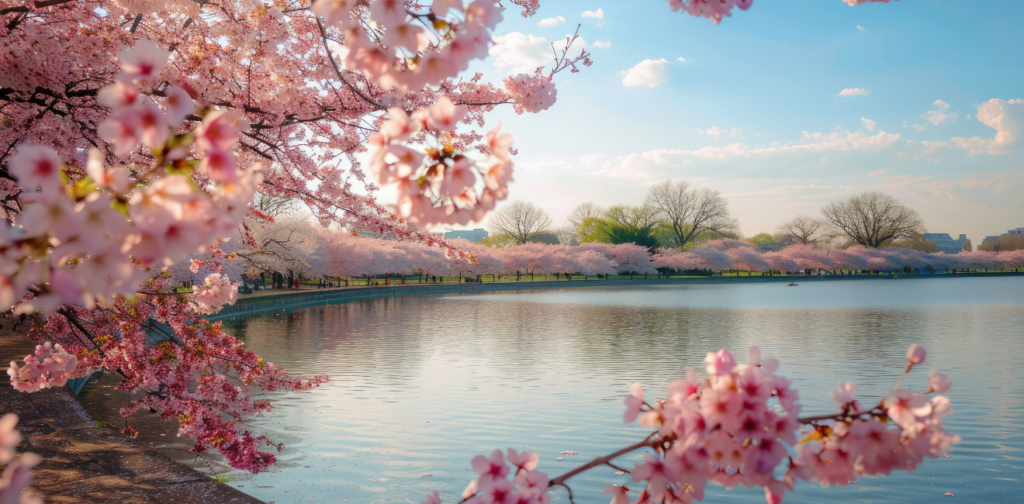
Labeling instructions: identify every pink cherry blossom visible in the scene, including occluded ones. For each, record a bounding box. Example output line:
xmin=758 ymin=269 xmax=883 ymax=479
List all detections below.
xmin=0 ymin=414 xmax=21 ymax=464
xmin=86 ymin=149 xmax=133 ymax=195
xmin=163 ymin=85 xmax=195 ymax=126
xmin=602 ymin=485 xmax=630 ymax=504
xmin=8 ymin=145 xmax=61 ymax=193
xmin=428 ymin=96 xmax=469 ymax=131
xmin=7 ymin=342 xmax=78 ymax=392
xmin=624 ymin=382 xmax=646 ymax=423
xmin=97 ymin=78 xmax=142 ymax=110
xmin=829 ymin=382 xmax=857 ymax=406
xmin=471 ymin=449 xmax=510 ymax=486
xmin=98 ymin=109 xmax=142 ymax=159
xmin=704 ymin=349 xmax=736 ymax=375
xmin=928 ymin=371 xmax=952 ymax=394
xmin=311 ymin=0 xmax=361 ymax=29
xmin=504 ymin=70 xmax=557 ymax=114
xmin=0 ymin=451 xmax=41 ymax=504
xmin=195 ymin=110 xmax=249 ymax=153
xmin=506 ymin=449 xmax=539 ymax=472
xmin=116 ymin=39 xmax=170 ymax=83
xmin=432 ymin=0 xmax=463 ymax=17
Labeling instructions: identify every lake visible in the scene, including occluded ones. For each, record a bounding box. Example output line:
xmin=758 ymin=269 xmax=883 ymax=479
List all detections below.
xmin=219 ymin=276 xmax=1024 ymax=504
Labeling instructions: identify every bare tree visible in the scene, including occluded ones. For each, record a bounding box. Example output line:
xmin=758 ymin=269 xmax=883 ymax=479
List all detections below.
xmin=567 ymin=201 xmax=605 ymax=237
xmin=821 ymin=192 xmax=924 ymax=248
xmin=775 ymin=215 xmax=828 ymax=246
xmin=553 ymin=225 xmax=580 ymax=246
xmin=488 ymin=200 xmax=553 ymax=245
xmin=604 ymin=205 xmax=661 ymax=230
xmin=644 ymin=179 xmax=735 ymax=249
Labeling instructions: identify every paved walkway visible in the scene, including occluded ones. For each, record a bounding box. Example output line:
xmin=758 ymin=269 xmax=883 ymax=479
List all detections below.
xmin=0 ymin=328 xmax=263 ymax=504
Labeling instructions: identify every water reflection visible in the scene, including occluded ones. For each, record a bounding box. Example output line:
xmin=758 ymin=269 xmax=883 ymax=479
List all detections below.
xmin=221 ymin=277 xmax=1024 ymax=504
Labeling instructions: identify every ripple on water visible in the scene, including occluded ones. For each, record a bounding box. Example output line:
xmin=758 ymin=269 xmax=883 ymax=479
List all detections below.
xmin=221 ymin=277 xmax=1024 ymax=504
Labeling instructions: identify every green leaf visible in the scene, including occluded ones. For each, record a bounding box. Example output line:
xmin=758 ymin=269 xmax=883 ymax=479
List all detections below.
xmin=68 ymin=178 xmax=96 ymax=200
xmin=167 ymin=158 xmax=198 ymax=176
xmin=111 ymin=199 xmax=130 ymax=217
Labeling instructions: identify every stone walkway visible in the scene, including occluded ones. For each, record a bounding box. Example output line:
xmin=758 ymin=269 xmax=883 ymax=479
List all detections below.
xmin=0 ymin=327 xmax=263 ymax=504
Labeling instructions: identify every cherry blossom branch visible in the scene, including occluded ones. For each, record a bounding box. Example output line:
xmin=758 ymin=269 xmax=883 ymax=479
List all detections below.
xmin=548 ymin=433 xmax=659 ymax=489
xmin=0 ymin=0 xmax=77 ymax=15
xmin=549 ymin=24 xmax=592 ymax=77
xmin=314 ymin=17 xmax=384 ymax=110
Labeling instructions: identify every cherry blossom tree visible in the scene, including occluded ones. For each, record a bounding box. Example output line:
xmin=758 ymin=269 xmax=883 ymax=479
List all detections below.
xmin=0 ymin=0 xmax=951 ymax=489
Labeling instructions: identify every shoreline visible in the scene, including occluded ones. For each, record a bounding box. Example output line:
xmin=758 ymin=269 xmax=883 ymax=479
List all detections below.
xmin=0 ymin=328 xmax=263 ymax=504
xmin=210 ymin=271 xmax=1023 ymax=321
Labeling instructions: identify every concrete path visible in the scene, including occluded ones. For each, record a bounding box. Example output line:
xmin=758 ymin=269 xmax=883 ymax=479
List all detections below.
xmin=0 ymin=328 xmax=263 ymax=504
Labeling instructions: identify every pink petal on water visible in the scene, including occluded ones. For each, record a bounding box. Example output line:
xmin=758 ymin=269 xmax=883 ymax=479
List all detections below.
xmin=615 ymin=471 xmax=625 ymax=476
xmin=556 ymin=457 xmax=563 ymax=461
xmin=945 ymin=492 xmax=955 ymax=497
xmin=944 ymin=454 xmax=952 ymax=458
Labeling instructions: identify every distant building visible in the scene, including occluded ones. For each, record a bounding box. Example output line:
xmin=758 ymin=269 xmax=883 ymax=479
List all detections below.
xmin=922 ymin=233 xmax=969 ymax=254
xmin=983 ymin=227 xmax=1024 ymax=244
xmin=444 ymin=228 xmax=488 ymax=242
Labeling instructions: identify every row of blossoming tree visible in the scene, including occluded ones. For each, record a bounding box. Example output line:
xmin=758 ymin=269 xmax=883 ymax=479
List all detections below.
xmin=0 ymin=0 xmax=959 ymax=502
xmin=186 ymin=223 xmax=1024 ymax=284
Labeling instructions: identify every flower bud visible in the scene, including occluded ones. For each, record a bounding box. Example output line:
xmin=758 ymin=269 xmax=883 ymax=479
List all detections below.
xmin=906 ymin=344 xmax=926 ymax=365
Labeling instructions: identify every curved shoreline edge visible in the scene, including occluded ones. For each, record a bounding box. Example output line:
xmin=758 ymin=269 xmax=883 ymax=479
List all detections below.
xmin=209 ymin=271 xmax=1022 ymax=321
xmin=0 ymin=330 xmax=263 ymax=504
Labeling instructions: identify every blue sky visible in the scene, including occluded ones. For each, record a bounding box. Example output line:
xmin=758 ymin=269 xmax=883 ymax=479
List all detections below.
xmin=445 ymin=0 xmax=1024 ymax=244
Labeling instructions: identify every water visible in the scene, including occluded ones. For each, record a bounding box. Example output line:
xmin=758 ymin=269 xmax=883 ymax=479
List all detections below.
xmin=219 ymin=276 xmax=1024 ymax=504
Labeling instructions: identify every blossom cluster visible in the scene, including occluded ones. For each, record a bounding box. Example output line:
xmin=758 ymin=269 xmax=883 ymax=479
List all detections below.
xmin=788 ymin=345 xmax=958 ymax=491
xmin=430 ymin=449 xmax=550 ymax=504
xmin=432 ymin=345 xmax=956 ymax=504
xmin=0 ymin=414 xmax=41 ymax=504
xmin=504 ymin=69 xmax=558 ymax=115
xmin=366 ymin=97 xmax=514 ymax=225
xmin=25 ymin=273 xmax=328 ymax=473
xmin=313 ymin=0 xmax=507 ymax=91
xmin=620 ymin=346 xmax=957 ymax=504
xmin=617 ymin=347 xmax=800 ymax=503
xmin=190 ymin=272 xmax=240 ymax=315
xmin=665 ymin=0 xmax=754 ymax=24
xmin=0 ymin=39 xmax=261 ymax=315
xmin=7 ymin=341 xmax=79 ymax=392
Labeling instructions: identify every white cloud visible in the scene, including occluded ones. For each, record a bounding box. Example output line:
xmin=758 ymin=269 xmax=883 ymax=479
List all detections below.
xmin=489 ymin=32 xmax=550 ymax=73
xmin=838 ymin=88 xmax=871 ymax=96
xmin=698 ymin=127 xmax=744 ymax=139
xmin=581 ymin=8 xmax=604 ymax=18
xmin=599 ymin=127 xmax=904 ymax=172
xmin=868 ymin=169 xmax=886 ymax=177
xmin=921 ymin=99 xmax=957 ymax=125
xmin=677 ymin=57 xmax=687 ymax=62
xmin=860 ymin=117 xmax=877 ymax=131
xmin=579 ymin=153 xmax=605 ymax=167
xmin=592 ymin=40 xmax=611 ymax=48
xmin=902 ymin=140 xmax=949 ymax=160
xmin=619 ymin=59 xmax=670 ymax=88
xmin=952 ymin=98 xmax=1024 ymax=155
xmin=537 ymin=15 xmax=565 ymax=27
xmin=913 ymin=124 xmax=927 ymax=132
xmin=857 ymin=25 xmax=866 ymax=31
